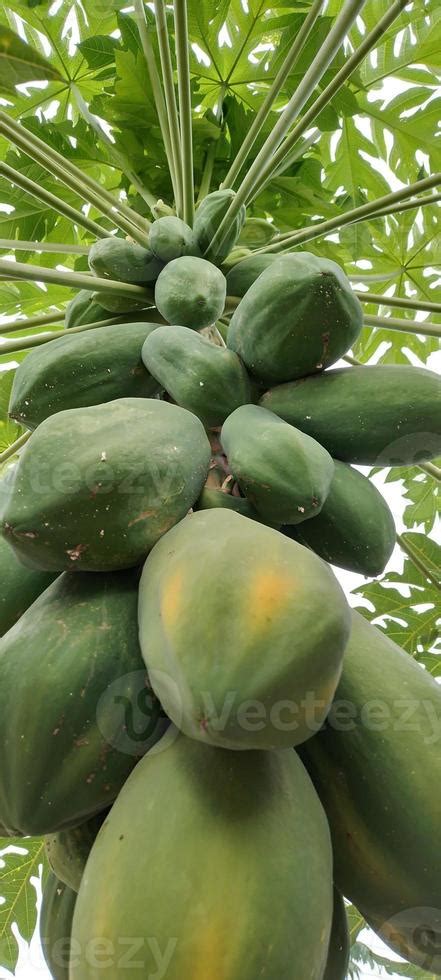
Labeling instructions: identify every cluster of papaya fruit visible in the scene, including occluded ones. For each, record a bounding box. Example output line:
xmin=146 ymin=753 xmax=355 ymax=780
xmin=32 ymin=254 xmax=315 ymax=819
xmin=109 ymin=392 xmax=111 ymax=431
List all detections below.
xmin=0 ymin=188 xmax=440 ymax=979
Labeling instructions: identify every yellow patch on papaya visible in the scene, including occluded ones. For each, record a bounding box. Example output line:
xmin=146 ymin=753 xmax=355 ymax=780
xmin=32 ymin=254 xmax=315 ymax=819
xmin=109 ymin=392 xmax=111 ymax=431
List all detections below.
xmin=186 ymin=917 xmax=229 ymax=980
xmin=161 ymin=568 xmax=184 ymax=628
xmin=246 ymin=567 xmax=294 ymax=630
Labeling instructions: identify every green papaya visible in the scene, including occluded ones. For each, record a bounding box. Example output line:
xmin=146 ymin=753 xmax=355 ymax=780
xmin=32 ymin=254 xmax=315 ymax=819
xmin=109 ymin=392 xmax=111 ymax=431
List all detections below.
xmin=141 ymin=324 xmax=252 ymax=427
xmin=88 ymin=237 xmax=163 ymax=285
xmin=0 ymin=398 xmax=211 ymax=572
xmin=138 ymin=509 xmax=350 ymax=750
xmin=154 ymin=255 xmax=227 ymax=329
xmin=238 ymin=217 xmax=277 ymax=248
xmin=9 ymin=321 xmax=162 ymax=429
xmin=300 ymin=611 xmax=441 ymax=973
xmin=193 ymin=188 xmax=247 ymax=264
xmin=90 ymin=290 xmax=151 ymax=314
xmin=40 ymin=873 xmax=76 ymax=980
xmin=45 ymin=811 xmax=108 ymax=893
xmin=71 ymin=733 xmax=333 ymax=980
xmin=226 ymin=251 xmax=278 ymax=297
xmin=0 ymin=534 xmax=57 ymax=636
xmin=324 ymin=891 xmax=350 ymax=980
xmin=64 ymin=289 xmax=107 ymax=329
xmin=283 ymin=460 xmax=396 ymax=576
xmin=194 ymin=487 xmax=266 ymax=523
xmin=221 ymin=404 xmax=335 ymax=525
xmin=0 ymin=570 xmax=168 ymax=835
xmin=148 ymin=215 xmax=201 ymax=262
xmin=227 ymin=252 xmax=363 ymax=384
xmin=261 ymin=365 xmax=441 ymax=464
xmin=221 ymin=245 xmax=252 ymax=270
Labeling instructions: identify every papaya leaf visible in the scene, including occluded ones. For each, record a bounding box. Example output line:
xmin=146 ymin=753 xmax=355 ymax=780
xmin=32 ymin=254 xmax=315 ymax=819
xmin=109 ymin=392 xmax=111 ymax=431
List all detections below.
xmin=0 ymin=838 xmax=46 ymax=973
xmin=0 ymin=24 xmax=63 ymax=93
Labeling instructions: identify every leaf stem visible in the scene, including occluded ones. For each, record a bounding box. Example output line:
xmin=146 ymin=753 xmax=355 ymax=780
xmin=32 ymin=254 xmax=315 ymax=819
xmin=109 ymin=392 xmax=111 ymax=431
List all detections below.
xmin=0 ymin=430 xmax=31 ymax=464
xmin=222 ymin=0 xmax=325 ymax=189
xmin=206 ymin=0 xmax=366 ymax=257
xmin=397 ymin=534 xmax=440 ymax=591
xmin=154 ymin=0 xmax=184 ymax=216
xmin=0 ymin=162 xmax=110 ymax=240
xmin=0 ymin=238 xmax=90 ymax=255
xmin=196 ymin=87 xmax=226 ymax=204
xmin=357 ymin=293 xmax=441 ymax=315
xmin=174 ymin=0 xmax=195 ymax=225
xmin=363 ymin=313 xmax=441 ymax=339
xmin=0 ymin=258 xmax=154 ymax=303
xmin=419 ymin=462 xmax=441 ymax=482
xmin=0 ymin=311 xmax=64 ymax=334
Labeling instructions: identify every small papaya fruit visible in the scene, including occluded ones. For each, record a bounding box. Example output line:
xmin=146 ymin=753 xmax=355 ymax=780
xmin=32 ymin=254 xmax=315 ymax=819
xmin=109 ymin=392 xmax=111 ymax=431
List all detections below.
xmin=193 ymin=188 xmax=247 ymax=264
xmin=324 ymin=890 xmax=350 ymax=980
xmin=238 ymin=217 xmax=278 ymax=248
xmin=194 ymin=487 xmax=265 ymax=523
xmin=141 ymin=324 xmax=252 ymax=427
xmin=45 ymin=811 xmax=108 ymax=893
xmin=261 ymin=365 xmax=441 ymax=464
xmin=227 ymin=251 xmax=363 ymax=384
xmin=0 ymin=534 xmax=57 ymax=636
xmin=138 ymin=509 xmax=350 ymax=750
xmin=0 ymin=398 xmax=211 ymax=572
xmin=65 ymin=289 xmax=108 ymax=329
xmin=148 ymin=215 xmax=201 ymax=262
xmin=221 ymin=404 xmax=335 ymax=525
xmin=70 ymin=733 xmax=333 ymax=980
xmin=154 ymin=255 xmax=227 ymax=329
xmin=284 ymin=460 xmax=396 ymax=576
xmin=88 ymin=237 xmax=163 ymax=285
xmin=9 ymin=321 xmax=162 ymax=429
xmin=226 ymin=251 xmax=278 ymax=297
xmin=90 ymin=290 xmax=151 ymax=313
xmin=0 ymin=569 xmax=168 ymax=835
xmin=40 ymin=873 xmax=76 ymax=980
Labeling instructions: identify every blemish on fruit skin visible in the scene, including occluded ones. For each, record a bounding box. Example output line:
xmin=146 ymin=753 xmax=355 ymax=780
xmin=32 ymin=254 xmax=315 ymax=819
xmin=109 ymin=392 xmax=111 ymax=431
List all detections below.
xmin=128 ymin=509 xmax=155 ymax=527
xmin=67 ymin=543 xmax=88 ymax=561
xmin=247 ymin=568 xmax=293 ymax=629
xmin=161 ymin=567 xmax=184 ymax=627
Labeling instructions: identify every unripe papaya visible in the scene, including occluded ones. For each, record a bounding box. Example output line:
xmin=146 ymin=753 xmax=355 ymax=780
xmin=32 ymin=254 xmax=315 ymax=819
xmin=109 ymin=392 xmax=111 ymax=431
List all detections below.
xmin=0 ymin=534 xmax=57 ymax=636
xmin=300 ymin=611 xmax=441 ymax=973
xmin=226 ymin=251 xmax=278 ymax=297
xmin=45 ymin=812 xmax=107 ymax=893
xmin=138 ymin=509 xmax=350 ymax=750
xmin=284 ymin=460 xmax=396 ymax=576
xmin=194 ymin=487 xmax=266 ymax=523
xmin=324 ymin=891 xmax=350 ymax=980
xmin=141 ymin=324 xmax=252 ymax=427
xmin=148 ymin=216 xmax=201 ymax=261
xmin=40 ymin=873 xmax=76 ymax=980
xmin=221 ymin=404 xmax=335 ymax=525
xmin=0 ymin=398 xmax=211 ymax=572
xmin=227 ymin=251 xmax=363 ymax=384
xmin=154 ymin=255 xmax=227 ymax=329
xmin=261 ymin=365 xmax=441 ymax=464
xmin=9 ymin=321 xmax=162 ymax=429
xmin=238 ymin=217 xmax=277 ymax=248
xmin=70 ymin=733 xmax=333 ymax=980
xmin=65 ymin=289 xmax=107 ymax=329
xmin=194 ymin=188 xmax=247 ymax=264
xmin=90 ymin=290 xmax=151 ymax=314
xmin=0 ymin=570 xmax=168 ymax=836
xmin=88 ymin=237 xmax=163 ymax=285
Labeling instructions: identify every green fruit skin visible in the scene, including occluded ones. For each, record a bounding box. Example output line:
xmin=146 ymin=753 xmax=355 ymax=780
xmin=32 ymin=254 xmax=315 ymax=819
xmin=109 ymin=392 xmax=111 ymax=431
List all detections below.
xmin=90 ymin=291 xmax=151 ymax=314
xmin=148 ymin=216 xmax=201 ymax=262
xmin=300 ymin=611 xmax=441 ymax=973
xmin=9 ymin=322 xmax=162 ymax=430
xmin=221 ymin=404 xmax=335 ymax=525
xmin=141 ymin=324 xmax=252 ymax=427
xmin=45 ymin=811 xmax=108 ymax=893
xmin=226 ymin=252 xmax=278 ymax=296
xmin=194 ymin=487 xmax=269 ymax=523
xmin=154 ymin=255 xmax=227 ymax=330
xmin=40 ymin=873 xmax=76 ymax=980
xmin=0 ymin=397 xmax=211 ymax=572
xmin=65 ymin=289 xmax=107 ymax=329
xmin=283 ymin=460 xmax=396 ymax=576
xmin=193 ymin=188 xmax=247 ymax=264
xmin=88 ymin=237 xmax=163 ymax=285
xmin=260 ymin=365 xmax=441 ymax=465
xmin=238 ymin=217 xmax=277 ymax=248
xmin=323 ymin=891 xmax=350 ymax=980
xmin=138 ymin=509 xmax=350 ymax=750
xmin=71 ymin=733 xmax=333 ymax=980
xmin=227 ymin=251 xmax=363 ymax=384
xmin=0 ymin=535 xmax=57 ymax=636
xmin=0 ymin=570 xmax=168 ymax=836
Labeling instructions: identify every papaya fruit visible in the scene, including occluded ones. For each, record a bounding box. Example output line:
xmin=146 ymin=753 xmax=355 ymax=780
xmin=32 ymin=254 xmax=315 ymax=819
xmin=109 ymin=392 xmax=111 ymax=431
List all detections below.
xmin=90 ymin=290 xmax=152 ymax=314
xmin=221 ymin=245 xmax=252 ymax=270
xmin=0 ymin=569 xmax=168 ymax=835
xmin=64 ymin=289 xmax=108 ymax=329
xmin=138 ymin=509 xmax=350 ymax=750
xmin=40 ymin=873 xmax=76 ymax=980
xmin=227 ymin=251 xmax=363 ymax=384
xmin=261 ymin=365 xmax=441 ymax=465
xmin=193 ymin=188 xmax=247 ymax=264
xmin=88 ymin=237 xmax=163 ymax=285
xmin=324 ymin=890 xmax=350 ymax=980
xmin=70 ymin=733 xmax=333 ymax=980
xmin=221 ymin=404 xmax=335 ymax=525
xmin=154 ymin=255 xmax=227 ymax=329
xmin=226 ymin=251 xmax=278 ymax=297
xmin=148 ymin=215 xmax=201 ymax=262
xmin=283 ymin=460 xmax=396 ymax=576
xmin=9 ymin=321 xmax=162 ymax=430
xmin=0 ymin=397 xmax=211 ymax=572
xmin=141 ymin=324 xmax=252 ymax=427
xmin=238 ymin=217 xmax=277 ymax=248
xmin=0 ymin=534 xmax=57 ymax=636
xmin=45 ymin=811 xmax=108 ymax=893
xmin=299 ymin=611 xmax=441 ymax=973
xmin=194 ymin=487 xmax=266 ymax=523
